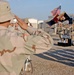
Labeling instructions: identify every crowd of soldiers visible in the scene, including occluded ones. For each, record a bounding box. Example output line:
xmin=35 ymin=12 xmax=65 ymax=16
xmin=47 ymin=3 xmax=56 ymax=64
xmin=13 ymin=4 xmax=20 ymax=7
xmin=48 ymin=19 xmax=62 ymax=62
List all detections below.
xmin=57 ymin=22 xmax=74 ymax=45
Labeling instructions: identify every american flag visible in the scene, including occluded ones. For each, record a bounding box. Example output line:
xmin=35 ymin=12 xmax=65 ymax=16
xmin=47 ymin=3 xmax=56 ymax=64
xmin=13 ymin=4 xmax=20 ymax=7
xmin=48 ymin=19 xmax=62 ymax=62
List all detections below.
xmin=51 ymin=5 xmax=61 ymax=16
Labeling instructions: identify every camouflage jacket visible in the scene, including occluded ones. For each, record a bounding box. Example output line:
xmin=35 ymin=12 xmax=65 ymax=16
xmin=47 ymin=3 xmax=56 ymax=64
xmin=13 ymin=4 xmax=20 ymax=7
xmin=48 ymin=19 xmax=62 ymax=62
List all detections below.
xmin=0 ymin=25 xmax=53 ymax=75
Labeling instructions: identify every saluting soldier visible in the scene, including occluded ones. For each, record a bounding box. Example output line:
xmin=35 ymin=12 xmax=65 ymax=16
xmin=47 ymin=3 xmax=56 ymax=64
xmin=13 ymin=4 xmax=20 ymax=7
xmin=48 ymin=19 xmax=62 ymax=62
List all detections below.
xmin=0 ymin=1 xmax=53 ymax=75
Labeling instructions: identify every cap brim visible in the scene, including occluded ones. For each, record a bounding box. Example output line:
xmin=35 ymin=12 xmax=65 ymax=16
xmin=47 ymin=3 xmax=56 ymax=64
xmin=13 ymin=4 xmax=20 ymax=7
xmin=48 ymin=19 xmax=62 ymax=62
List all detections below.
xmin=0 ymin=12 xmax=15 ymax=22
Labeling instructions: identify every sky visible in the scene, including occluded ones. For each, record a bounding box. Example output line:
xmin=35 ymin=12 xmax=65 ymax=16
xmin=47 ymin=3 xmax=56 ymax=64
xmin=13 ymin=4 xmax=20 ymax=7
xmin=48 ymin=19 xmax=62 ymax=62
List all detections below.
xmin=7 ymin=0 xmax=74 ymax=20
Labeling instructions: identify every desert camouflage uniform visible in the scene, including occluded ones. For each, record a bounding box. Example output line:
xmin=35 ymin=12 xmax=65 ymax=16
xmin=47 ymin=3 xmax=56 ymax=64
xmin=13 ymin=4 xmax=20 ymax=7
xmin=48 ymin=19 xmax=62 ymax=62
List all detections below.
xmin=0 ymin=25 xmax=53 ymax=75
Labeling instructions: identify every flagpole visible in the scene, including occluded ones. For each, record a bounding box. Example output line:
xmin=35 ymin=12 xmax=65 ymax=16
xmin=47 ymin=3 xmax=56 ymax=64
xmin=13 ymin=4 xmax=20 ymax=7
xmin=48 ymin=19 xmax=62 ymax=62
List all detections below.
xmin=54 ymin=23 xmax=57 ymax=35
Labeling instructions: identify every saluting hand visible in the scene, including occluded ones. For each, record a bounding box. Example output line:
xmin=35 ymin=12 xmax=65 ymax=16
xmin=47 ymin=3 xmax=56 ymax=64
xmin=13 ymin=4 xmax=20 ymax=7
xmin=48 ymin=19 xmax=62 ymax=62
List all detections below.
xmin=14 ymin=15 xmax=28 ymax=30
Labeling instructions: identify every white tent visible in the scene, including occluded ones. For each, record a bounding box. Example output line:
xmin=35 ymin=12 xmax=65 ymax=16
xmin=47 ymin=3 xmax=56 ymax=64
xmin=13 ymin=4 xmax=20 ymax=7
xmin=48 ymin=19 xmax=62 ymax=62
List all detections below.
xmin=28 ymin=18 xmax=38 ymax=28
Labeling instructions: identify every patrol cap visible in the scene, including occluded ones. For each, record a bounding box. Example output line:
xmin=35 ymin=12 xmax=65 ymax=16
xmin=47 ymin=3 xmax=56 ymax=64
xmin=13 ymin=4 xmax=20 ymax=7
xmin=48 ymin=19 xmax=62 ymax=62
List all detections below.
xmin=0 ymin=0 xmax=14 ymax=22
xmin=24 ymin=18 xmax=29 ymax=24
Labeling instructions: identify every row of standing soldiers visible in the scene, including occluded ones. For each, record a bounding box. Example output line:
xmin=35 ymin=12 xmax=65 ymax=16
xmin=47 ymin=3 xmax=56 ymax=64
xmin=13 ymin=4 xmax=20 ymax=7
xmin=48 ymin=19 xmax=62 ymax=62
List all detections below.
xmin=57 ymin=23 xmax=74 ymax=43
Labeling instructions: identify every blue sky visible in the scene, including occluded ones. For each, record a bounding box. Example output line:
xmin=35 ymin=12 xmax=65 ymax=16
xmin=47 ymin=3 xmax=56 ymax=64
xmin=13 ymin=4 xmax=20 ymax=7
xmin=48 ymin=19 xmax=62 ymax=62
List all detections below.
xmin=7 ymin=0 xmax=74 ymax=20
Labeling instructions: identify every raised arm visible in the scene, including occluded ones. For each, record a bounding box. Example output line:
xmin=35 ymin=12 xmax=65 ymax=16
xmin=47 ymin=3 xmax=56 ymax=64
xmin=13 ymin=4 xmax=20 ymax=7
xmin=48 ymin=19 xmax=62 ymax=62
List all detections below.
xmin=15 ymin=15 xmax=28 ymax=30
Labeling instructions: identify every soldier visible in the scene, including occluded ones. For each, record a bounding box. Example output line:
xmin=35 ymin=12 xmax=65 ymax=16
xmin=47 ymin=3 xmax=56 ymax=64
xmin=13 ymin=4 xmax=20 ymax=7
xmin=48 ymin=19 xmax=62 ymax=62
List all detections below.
xmin=71 ymin=23 xmax=74 ymax=41
xmin=0 ymin=0 xmax=53 ymax=75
